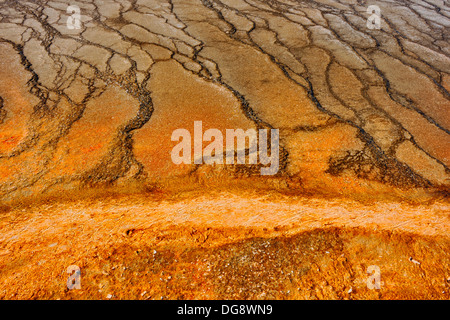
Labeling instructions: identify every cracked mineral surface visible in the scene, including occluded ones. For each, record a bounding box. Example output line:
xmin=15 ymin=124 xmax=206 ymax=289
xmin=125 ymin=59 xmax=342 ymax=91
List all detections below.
xmin=0 ymin=0 xmax=449 ymax=300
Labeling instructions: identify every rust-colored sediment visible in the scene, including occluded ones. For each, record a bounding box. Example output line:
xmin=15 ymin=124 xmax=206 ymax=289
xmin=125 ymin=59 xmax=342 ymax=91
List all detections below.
xmin=0 ymin=192 xmax=449 ymax=300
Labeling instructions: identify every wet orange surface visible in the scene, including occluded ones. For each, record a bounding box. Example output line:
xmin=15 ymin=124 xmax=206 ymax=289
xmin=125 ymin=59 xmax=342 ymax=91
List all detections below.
xmin=0 ymin=190 xmax=449 ymax=300
xmin=0 ymin=0 xmax=449 ymax=300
